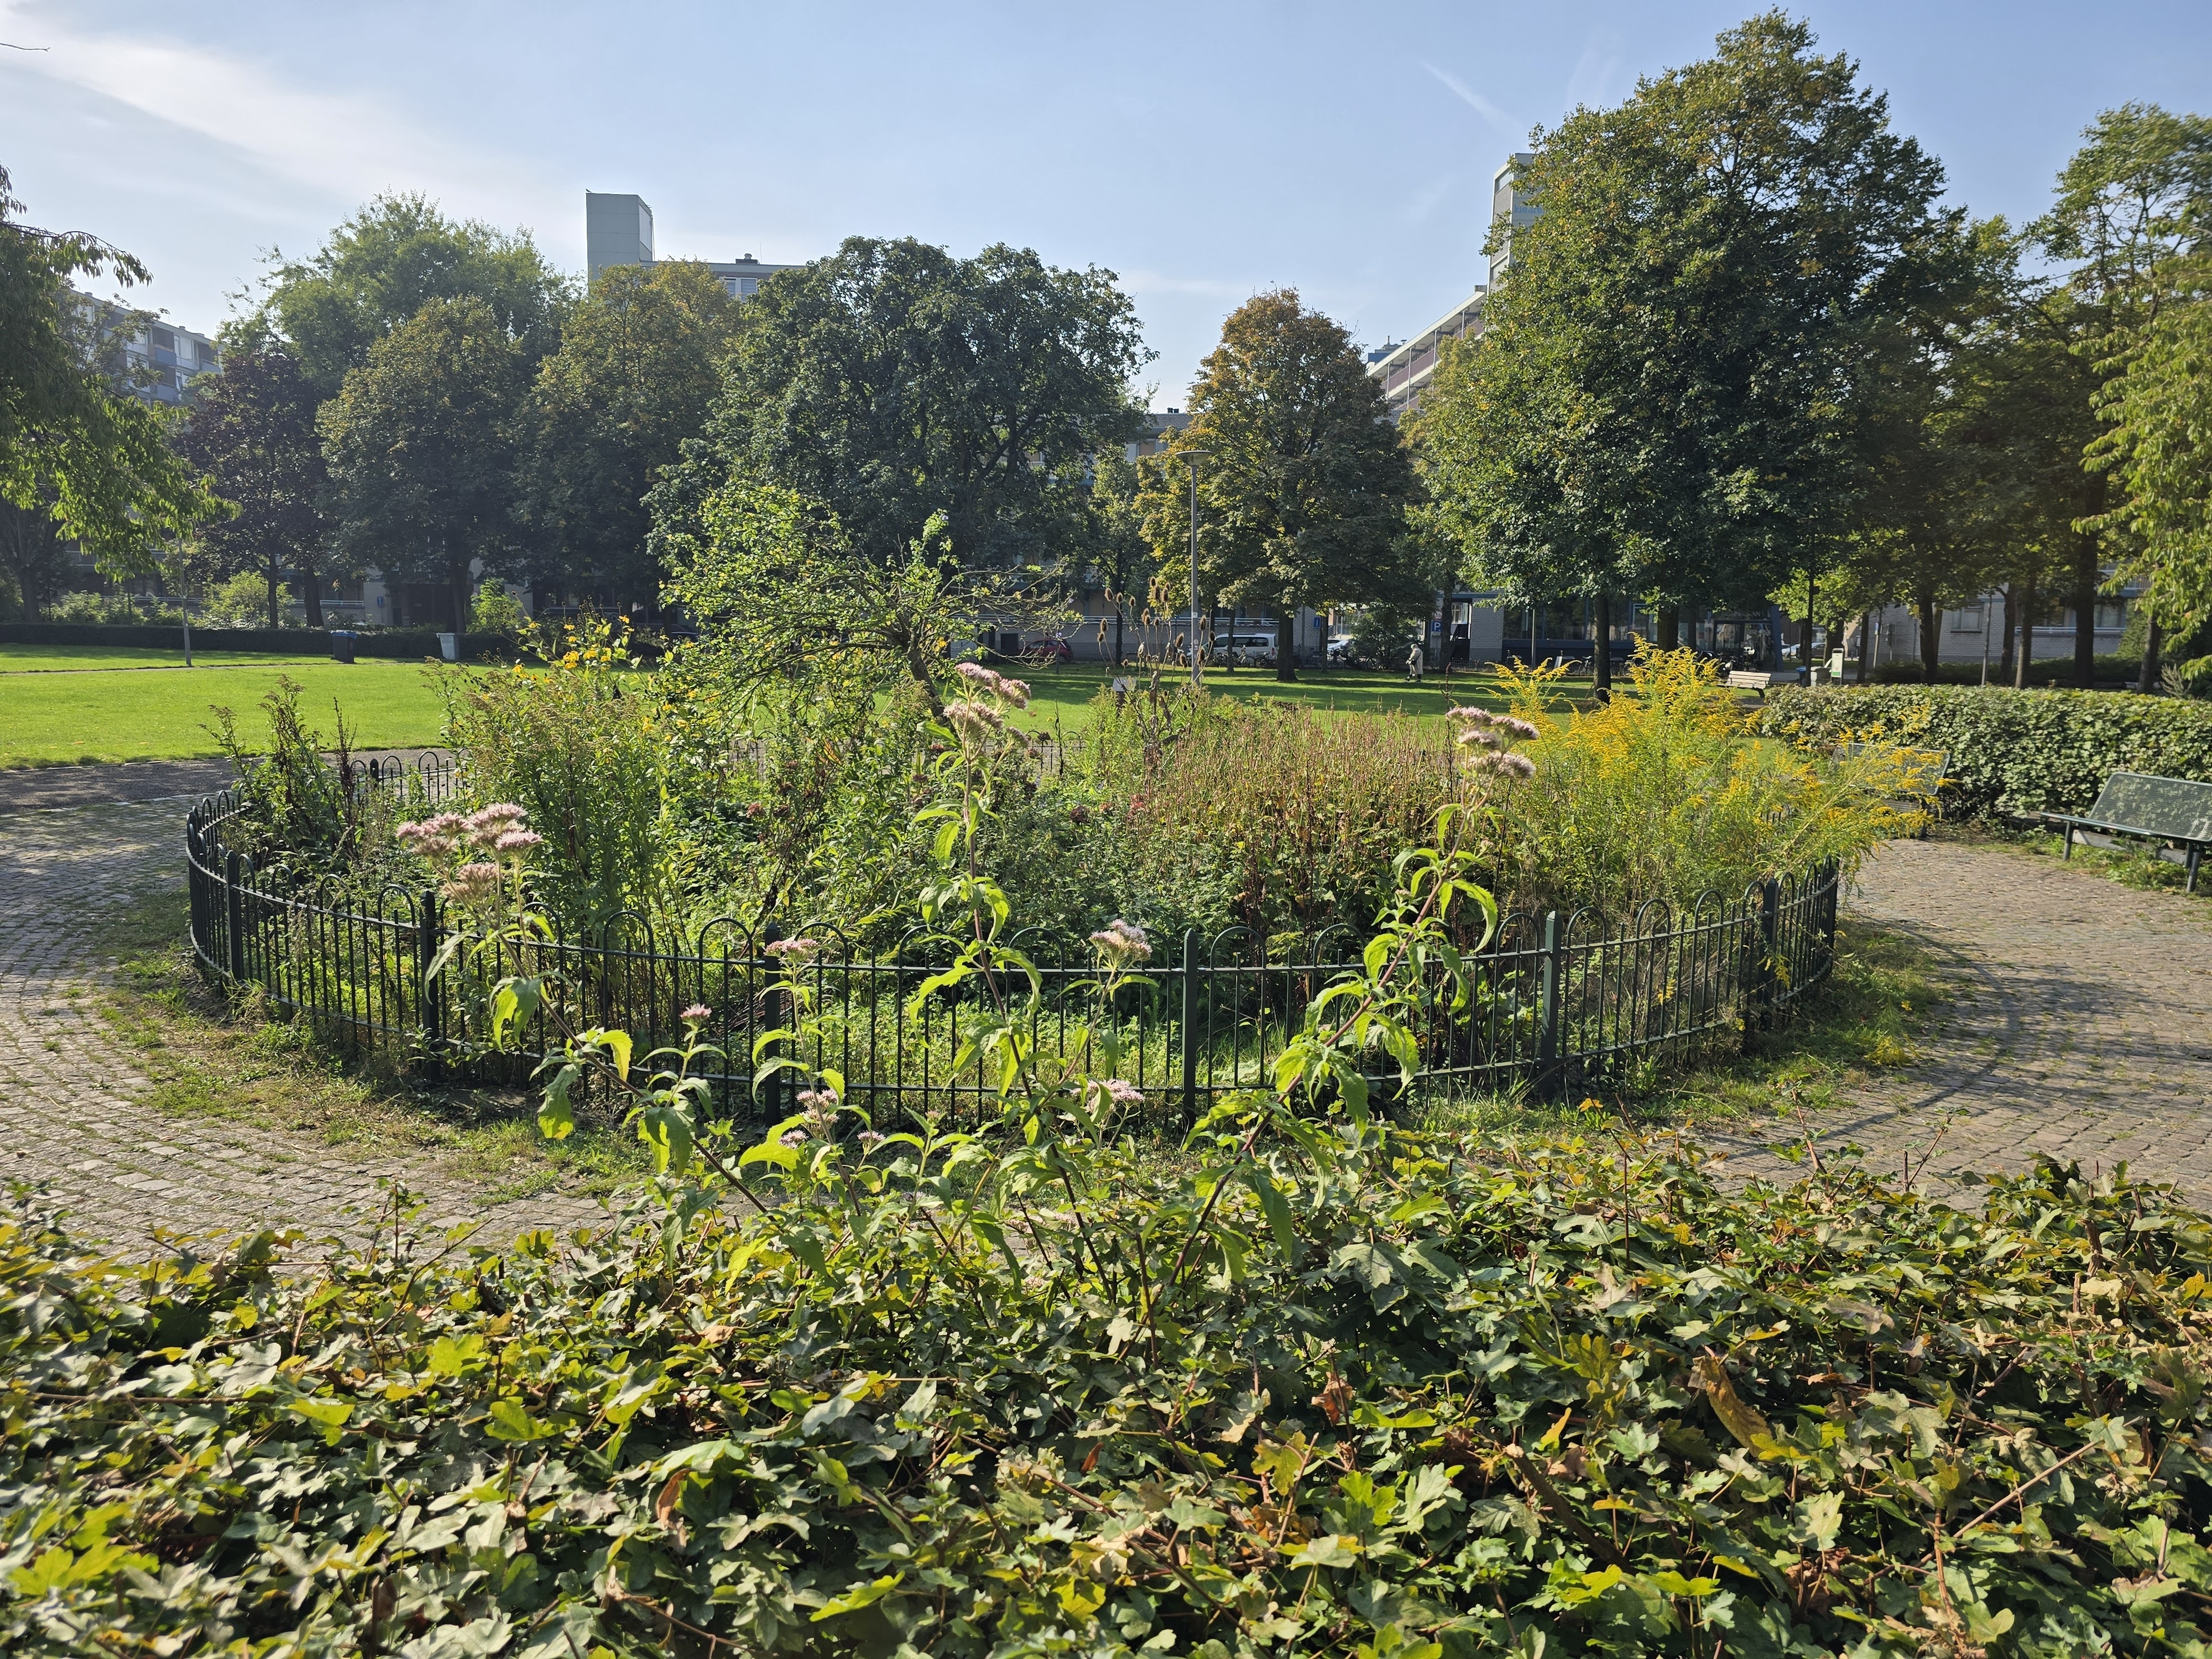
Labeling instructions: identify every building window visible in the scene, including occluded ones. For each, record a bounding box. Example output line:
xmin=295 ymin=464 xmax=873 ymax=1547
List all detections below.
xmin=1947 ymin=609 xmax=1981 ymax=634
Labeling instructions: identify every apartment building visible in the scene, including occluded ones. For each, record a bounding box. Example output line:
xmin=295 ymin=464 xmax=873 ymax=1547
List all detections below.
xmin=585 ymin=190 xmax=800 ymax=298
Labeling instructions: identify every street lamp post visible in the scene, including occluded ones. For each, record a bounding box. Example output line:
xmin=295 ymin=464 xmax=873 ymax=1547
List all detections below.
xmin=1181 ymin=451 xmax=1211 ymax=687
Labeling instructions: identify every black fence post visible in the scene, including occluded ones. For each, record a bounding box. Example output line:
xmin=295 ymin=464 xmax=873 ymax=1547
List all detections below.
xmin=1536 ymin=911 xmax=1563 ymax=1100
xmin=1180 ymin=929 xmax=1199 ymax=1125
xmin=418 ymin=888 xmax=445 ymax=1067
xmin=1754 ymin=878 xmax=1781 ymax=1035
xmin=223 ymin=851 xmax=246 ymax=984
xmin=763 ymin=922 xmax=787 ymax=1121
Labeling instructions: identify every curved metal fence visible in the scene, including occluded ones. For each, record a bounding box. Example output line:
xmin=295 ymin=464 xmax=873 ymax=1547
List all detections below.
xmin=186 ymin=759 xmax=1840 ymax=1120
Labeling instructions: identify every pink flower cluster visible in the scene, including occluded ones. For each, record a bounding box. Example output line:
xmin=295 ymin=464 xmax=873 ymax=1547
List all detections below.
xmin=397 ymin=802 xmax=542 ymax=858
xmin=1447 ymin=707 xmax=1539 ymax=781
xmin=395 ymin=804 xmax=542 ymax=909
xmin=943 ymin=700 xmax=1006 ymax=747
xmin=1087 ymin=1076 xmax=1145 ymax=1109
xmin=953 ymin=660 xmax=1032 ymax=708
xmin=764 ymin=936 xmax=820 ymax=967
xmin=1088 ymin=918 xmax=1152 ymax=965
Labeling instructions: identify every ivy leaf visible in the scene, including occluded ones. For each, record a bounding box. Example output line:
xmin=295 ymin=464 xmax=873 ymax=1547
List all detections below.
xmin=484 ymin=1398 xmax=556 ymax=1442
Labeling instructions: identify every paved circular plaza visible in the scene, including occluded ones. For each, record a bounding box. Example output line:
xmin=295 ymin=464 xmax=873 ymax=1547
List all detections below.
xmin=3 ymin=778 xmax=2209 ymax=1248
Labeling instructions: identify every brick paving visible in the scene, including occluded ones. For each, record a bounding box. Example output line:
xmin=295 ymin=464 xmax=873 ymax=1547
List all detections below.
xmin=0 ymin=795 xmax=602 ymax=1251
xmin=1709 ymin=838 xmax=2212 ymax=1195
xmin=6 ymin=780 xmax=2211 ymax=1250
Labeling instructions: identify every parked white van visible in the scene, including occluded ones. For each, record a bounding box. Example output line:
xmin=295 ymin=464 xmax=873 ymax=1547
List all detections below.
xmin=1208 ymin=632 xmax=1277 ymax=666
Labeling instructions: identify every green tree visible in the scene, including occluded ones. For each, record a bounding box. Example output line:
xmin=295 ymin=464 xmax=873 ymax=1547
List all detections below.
xmin=173 ymin=338 xmax=333 ymax=627
xmin=257 ymin=194 xmax=568 ymax=397
xmin=320 ymin=297 xmax=528 ymax=629
xmin=650 ymin=237 xmax=1147 ymax=580
xmin=0 ymin=496 xmax=70 ymax=619
xmin=1082 ymin=446 xmax=1157 ymax=665
xmin=513 ymin=261 xmax=739 ymax=613
xmin=665 ymin=482 xmax=1010 ymax=714
xmin=1416 ymin=13 xmax=1954 ymax=692
xmin=2037 ymin=104 xmax=2212 ymax=685
xmin=1139 ymin=290 xmax=1420 ymax=683
xmin=2085 ymin=280 xmax=2212 ymax=672
xmin=0 ymin=164 xmax=220 ymax=576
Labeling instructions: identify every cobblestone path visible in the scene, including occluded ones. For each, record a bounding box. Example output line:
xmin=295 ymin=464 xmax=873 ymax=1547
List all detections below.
xmin=7 ymin=784 xmax=2212 ymax=1247
xmin=1 ymin=796 xmax=602 ymax=1250
xmin=1709 ymin=838 xmax=2212 ymax=1195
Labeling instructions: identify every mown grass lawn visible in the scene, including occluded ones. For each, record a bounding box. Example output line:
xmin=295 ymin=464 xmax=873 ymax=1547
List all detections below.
xmin=0 ymin=658 xmax=461 ymax=767
xmin=1009 ymin=659 xmax=1587 ymax=732
xmin=4 ymin=650 xmax=1601 ymax=768
xmin=0 ymin=643 xmax=338 ymax=672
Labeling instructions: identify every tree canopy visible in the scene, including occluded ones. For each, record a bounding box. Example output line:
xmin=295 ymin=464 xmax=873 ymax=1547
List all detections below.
xmin=173 ymin=340 xmax=332 ymax=627
xmin=257 ymin=194 xmax=568 ymax=396
xmin=513 ymin=260 xmax=740 ymax=613
xmin=319 ymin=296 xmax=528 ymax=628
xmin=650 ymin=237 xmax=1147 ymax=581
xmin=1139 ymin=290 xmax=1421 ymax=682
xmin=1415 ymin=13 xmax=1956 ymax=637
xmin=0 ymin=164 xmax=221 ymax=577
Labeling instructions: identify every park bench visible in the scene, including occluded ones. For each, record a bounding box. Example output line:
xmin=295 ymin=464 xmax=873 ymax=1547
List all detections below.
xmin=2042 ymin=771 xmax=2212 ymax=895
xmin=1725 ymin=670 xmax=1777 ymax=698
xmin=1841 ymin=742 xmax=1948 ymax=838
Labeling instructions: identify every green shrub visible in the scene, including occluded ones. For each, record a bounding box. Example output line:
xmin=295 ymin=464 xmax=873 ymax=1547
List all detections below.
xmin=1491 ymin=653 xmax=1916 ymax=915
xmin=438 ymin=626 xmax=684 ymax=933
xmin=9 ymin=1141 xmax=2212 ymax=1656
xmin=1080 ymin=690 xmax=1460 ymax=941
xmin=1761 ymin=682 xmax=2212 ymax=817
xmin=1867 ymin=653 xmax=2138 ymax=687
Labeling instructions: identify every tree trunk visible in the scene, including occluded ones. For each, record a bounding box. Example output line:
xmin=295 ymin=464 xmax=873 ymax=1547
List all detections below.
xmin=1592 ymin=591 xmax=1613 ymax=701
xmin=1999 ymin=585 xmax=2017 ymax=683
xmin=2014 ymin=572 xmax=2036 ymax=690
xmin=301 ymin=562 xmax=324 ymax=629
xmin=1113 ymin=608 xmax=1124 ymax=667
xmin=265 ymin=565 xmax=280 ymax=630
xmin=1655 ymin=603 xmax=1679 ymax=651
xmin=2072 ymin=540 xmax=2098 ymax=687
xmin=449 ymin=541 xmax=471 ymax=637
xmin=1856 ymin=611 xmax=1872 ymax=682
xmin=1915 ymin=591 xmax=1940 ymax=684
xmin=2140 ymin=612 xmax=2162 ymax=694
xmin=1275 ymin=603 xmax=1298 ymax=682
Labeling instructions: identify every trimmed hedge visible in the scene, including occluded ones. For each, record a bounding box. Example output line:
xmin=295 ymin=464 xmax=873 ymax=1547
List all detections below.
xmin=0 ymin=622 xmax=514 ymax=659
xmin=1761 ymin=682 xmax=2212 ymax=817
xmin=1865 ymin=654 xmax=2138 ymax=688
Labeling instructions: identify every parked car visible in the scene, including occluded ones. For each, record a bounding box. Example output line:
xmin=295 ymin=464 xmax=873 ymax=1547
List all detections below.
xmin=1021 ymin=637 xmax=1073 ymax=664
xmin=1327 ymin=634 xmax=1355 ymax=665
xmin=1208 ymin=632 xmax=1277 ymax=667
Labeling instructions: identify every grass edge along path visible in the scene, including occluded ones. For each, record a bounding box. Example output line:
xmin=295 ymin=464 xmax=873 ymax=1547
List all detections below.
xmin=92 ymin=879 xmax=649 ymax=1204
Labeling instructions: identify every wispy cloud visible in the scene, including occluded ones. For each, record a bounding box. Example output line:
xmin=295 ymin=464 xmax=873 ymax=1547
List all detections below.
xmin=1423 ymin=64 xmax=1523 ymax=137
xmin=0 ymin=1 xmax=566 ymax=234
xmin=1563 ymin=32 xmax=1627 ymax=113
xmin=1120 ymin=268 xmax=1257 ymax=299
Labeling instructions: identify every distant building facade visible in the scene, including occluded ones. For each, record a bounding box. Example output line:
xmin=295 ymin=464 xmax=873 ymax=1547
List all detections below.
xmin=585 ymin=190 xmax=801 ymax=298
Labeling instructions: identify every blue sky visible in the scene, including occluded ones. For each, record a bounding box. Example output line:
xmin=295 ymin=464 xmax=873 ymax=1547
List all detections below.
xmin=4 ymin=1 xmax=2208 ymax=400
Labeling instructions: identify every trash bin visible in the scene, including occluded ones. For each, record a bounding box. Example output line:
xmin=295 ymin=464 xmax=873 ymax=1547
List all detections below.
xmin=437 ymin=632 xmax=458 ymax=661
xmin=330 ymin=629 xmax=358 ymax=664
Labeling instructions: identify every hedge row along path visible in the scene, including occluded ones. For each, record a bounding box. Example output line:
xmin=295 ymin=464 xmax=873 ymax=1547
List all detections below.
xmin=2 ymin=776 xmax=2209 ymax=1249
